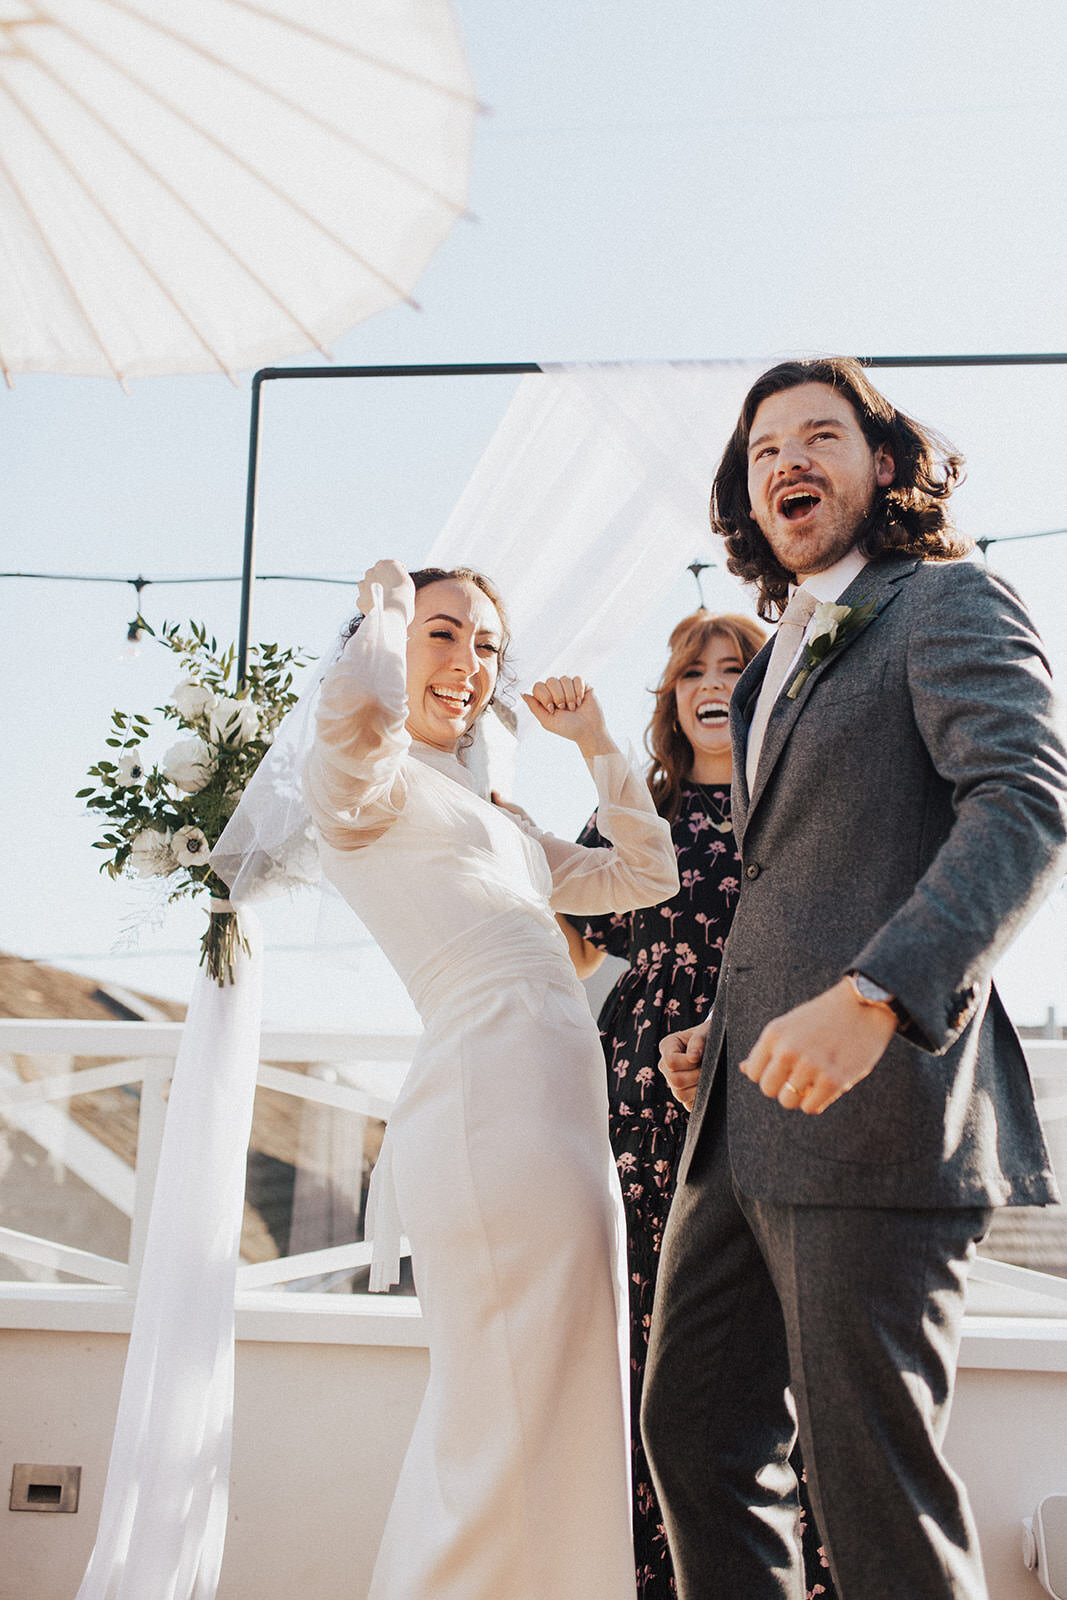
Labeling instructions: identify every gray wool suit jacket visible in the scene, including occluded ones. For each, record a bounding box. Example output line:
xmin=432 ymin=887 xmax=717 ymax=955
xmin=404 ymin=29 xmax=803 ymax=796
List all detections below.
xmin=681 ymin=551 xmax=1067 ymax=1210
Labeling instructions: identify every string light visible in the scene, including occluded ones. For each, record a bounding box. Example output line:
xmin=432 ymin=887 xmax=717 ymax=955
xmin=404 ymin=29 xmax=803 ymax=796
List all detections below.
xmin=974 ymin=529 xmax=1067 ymax=560
xmin=124 ymin=578 xmax=150 ymax=656
xmin=679 ymin=526 xmax=1067 ymax=600
xmin=1 ymin=569 xmax=362 ymax=647
xmin=0 ymin=571 xmax=361 ymax=587
xmin=2 ymin=528 xmax=1064 ymax=640
xmin=687 ymin=560 xmax=712 ymax=607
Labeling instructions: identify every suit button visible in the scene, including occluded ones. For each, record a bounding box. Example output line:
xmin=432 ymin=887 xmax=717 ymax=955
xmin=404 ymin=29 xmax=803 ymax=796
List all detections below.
xmin=745 ymin=862 xmax=761 ymax=880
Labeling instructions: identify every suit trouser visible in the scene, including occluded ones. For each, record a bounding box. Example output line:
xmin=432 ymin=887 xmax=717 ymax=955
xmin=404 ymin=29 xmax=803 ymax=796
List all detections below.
xmin=642 ymin=1068 xmax=992 ymax=1600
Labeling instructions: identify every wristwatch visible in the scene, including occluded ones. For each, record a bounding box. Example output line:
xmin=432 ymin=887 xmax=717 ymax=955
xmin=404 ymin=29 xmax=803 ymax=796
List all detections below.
xmin=846 ymin=971 xmax=907 ymax=1029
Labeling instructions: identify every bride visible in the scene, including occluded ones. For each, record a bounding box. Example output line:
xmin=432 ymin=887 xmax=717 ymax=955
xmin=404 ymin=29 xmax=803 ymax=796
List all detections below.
xmin=303 ymin=558 xmax=678 ymax=1600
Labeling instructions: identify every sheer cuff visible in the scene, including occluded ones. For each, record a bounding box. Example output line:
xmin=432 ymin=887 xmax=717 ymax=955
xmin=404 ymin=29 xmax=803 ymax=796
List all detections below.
xmin=304 ymin=596 xmax=412 ymax=850
xmin=541 ymin=752 xmax=678 ymax=915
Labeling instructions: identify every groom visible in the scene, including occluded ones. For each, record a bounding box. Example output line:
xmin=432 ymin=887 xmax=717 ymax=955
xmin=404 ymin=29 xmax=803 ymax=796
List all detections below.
xmin=643 ymin=356 xmax=1067 ymax=1599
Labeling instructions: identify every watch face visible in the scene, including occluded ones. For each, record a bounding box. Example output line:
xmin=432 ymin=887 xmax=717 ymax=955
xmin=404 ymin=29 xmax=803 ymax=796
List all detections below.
xmin=849 ymin=972 xmax=903 ymax=1030
xmin=854 ymin=973 xmax=892 ymax=1004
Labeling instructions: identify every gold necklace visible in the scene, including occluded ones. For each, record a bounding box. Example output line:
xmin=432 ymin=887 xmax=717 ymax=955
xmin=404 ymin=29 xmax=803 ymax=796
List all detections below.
xmin=691 ymin=782 xmax=733 ymax=834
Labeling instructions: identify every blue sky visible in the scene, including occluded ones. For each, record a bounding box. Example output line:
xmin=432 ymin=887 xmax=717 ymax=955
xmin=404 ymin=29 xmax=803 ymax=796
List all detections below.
xmin=4 ymin=0 xmax=1066 ymax=1028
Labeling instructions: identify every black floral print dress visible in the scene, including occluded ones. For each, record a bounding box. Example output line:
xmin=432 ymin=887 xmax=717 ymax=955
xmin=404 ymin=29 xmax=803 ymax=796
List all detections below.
xmin=567 ymin=784 xmax=835 ymax=1600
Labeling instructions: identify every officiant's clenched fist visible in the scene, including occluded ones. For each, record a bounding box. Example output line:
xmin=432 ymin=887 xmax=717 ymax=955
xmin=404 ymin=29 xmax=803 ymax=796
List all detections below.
xmin=659 ymin=1017 xmax=710 ymax=1111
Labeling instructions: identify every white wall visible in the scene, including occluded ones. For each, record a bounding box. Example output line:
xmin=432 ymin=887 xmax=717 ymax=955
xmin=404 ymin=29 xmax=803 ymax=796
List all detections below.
xmin=948 ymin=1364 xmax=1067 ymax=1600
xmin=0 ymin=1328 xmax=427 ymax=1600
xmin=2 ymin=1325 xmax=1064 ymax=1600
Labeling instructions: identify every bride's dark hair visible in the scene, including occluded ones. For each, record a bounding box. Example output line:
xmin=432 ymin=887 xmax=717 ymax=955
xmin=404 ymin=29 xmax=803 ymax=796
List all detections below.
xmin=342 ymin=566 xmax=514 ymax=711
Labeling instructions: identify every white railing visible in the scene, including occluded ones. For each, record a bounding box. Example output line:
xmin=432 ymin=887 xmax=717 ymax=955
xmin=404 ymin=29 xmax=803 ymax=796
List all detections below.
xmin=2 ymin=1023 xmax=1066 ymax=1330
xmin=0 ymin=1018 xmax=417 ymax=1310
xmin=970 ymin=1039 xmax=1067 ymax=1312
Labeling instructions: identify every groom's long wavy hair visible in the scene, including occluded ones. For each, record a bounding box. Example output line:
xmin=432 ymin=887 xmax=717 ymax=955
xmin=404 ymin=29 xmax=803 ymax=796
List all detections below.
xmin=711 ymin=357 xmax=971 ymax=618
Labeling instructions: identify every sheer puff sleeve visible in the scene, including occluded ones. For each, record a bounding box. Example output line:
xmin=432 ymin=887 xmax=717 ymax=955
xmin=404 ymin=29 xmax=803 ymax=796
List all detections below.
xmin=515 ymin=752 xmax=678 ymax=916
xmin=303 ymin=587 xmax=413 ymax=851
xmin=560 ymin=816 xmax=635 ymax=958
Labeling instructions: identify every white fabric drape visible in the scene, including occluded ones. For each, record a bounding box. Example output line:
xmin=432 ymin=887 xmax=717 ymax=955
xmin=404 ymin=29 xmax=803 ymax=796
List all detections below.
xmin=426 ymin=359 xmax=767 ymax=690
xmin=75 ymin=913 xmax=262 ymax=1600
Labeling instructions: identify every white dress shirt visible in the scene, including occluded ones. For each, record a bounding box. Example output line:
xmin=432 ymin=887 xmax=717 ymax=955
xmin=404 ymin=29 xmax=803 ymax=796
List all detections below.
xmin=780 ymin=544 xmax=870 ymax=685
xmin=744 ymin=544 xmax=870 ymax=792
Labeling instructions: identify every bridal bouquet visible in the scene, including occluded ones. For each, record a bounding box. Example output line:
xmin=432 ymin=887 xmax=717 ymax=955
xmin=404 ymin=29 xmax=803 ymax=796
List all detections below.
xmin=78 ymin=621 xmax=312 ymax=984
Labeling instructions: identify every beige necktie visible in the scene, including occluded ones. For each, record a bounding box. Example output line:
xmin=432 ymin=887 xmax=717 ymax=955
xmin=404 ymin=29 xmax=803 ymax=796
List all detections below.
xmin=744 ymin=586 xmax=818 ymax=793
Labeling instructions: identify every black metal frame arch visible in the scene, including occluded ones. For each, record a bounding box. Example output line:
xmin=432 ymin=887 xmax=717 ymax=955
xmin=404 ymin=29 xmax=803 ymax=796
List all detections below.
xmin=237 ymin=352 xmax=1067 ymax=682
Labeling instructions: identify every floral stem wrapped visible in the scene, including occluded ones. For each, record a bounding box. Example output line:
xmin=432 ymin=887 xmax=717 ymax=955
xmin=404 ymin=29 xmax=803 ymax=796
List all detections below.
xmin=78 ymin=621 xmax=312 ymax=984
xmin=202 ymin=899 xmax=251 ymax=987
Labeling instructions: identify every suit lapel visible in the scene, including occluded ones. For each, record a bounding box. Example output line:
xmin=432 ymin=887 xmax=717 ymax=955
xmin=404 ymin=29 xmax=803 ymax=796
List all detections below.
xmin=740 ymin=556 xmax=918 ymax=832
xmin=729 ymin=645 xmax=771 ymax=845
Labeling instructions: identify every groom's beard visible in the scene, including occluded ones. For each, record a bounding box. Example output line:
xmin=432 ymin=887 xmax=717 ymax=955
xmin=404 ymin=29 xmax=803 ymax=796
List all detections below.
xmin=751 ymin=482 xmax=884 ymax=580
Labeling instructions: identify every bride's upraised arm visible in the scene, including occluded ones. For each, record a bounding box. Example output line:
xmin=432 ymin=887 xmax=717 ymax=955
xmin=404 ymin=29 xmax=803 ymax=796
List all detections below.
xmin=304 ymin=566 xmax=414 ymax=851
xmin=515 ymin=680 xmax=678 ymax=914
xmin=539 ymin=750 xmax=678 ymax=915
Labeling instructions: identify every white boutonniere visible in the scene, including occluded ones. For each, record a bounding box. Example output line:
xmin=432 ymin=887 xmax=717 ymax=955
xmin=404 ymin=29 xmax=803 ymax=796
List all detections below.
xmin=786 ymin=597 xmax=878 ymax=699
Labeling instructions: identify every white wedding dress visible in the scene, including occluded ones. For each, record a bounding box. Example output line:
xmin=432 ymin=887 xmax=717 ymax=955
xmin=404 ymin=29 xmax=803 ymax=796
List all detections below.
xmin=304 ymin=595 xmax=677 ymax=1600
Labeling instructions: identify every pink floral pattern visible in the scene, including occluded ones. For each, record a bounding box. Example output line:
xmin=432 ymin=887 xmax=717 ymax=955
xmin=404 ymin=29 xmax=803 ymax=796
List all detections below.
xmin=568 ymin=785 xmax=836 ymax=1600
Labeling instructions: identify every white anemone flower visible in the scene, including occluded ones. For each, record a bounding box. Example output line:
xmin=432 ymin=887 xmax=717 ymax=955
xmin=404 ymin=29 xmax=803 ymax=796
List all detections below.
xmin=209 ymin=695 xmax=260 ymax=746
xmin=163 ymin=736 xmax=217 ymax=794
xmin=172 ymin=825 xmax=211 ymax=867
xmin=115 ymin=749 xmax=145 ymax=787
xmin=172 ymin=679 xmax=219 ymax=722
xmin=128 ymin=829 xmax=176 ymax=878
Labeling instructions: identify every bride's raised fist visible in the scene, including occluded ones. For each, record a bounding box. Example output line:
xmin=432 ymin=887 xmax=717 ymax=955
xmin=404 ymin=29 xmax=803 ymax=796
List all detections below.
xmin=357 ymin=559 xmax=414 ymax=617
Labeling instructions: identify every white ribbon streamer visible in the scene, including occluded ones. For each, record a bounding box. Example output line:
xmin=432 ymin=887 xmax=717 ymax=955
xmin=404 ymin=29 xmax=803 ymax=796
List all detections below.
xmin=75 ymin=912 xmax=262 ymax=1600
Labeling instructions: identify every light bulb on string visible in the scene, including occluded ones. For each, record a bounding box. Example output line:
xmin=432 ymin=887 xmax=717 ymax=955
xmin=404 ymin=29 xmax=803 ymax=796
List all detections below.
xmin=122 ymin=577 xmax=150 ymax=659
xmin=687 ymin=559 xmax=713 ymax=610
xmin=124 ymin=616 xmax=146 ymax=659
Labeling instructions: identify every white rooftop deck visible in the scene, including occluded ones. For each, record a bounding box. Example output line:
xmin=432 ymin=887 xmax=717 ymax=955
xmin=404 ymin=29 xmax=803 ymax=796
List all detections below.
xmin=1 ymin=1021 xmax=1065 ymax=1599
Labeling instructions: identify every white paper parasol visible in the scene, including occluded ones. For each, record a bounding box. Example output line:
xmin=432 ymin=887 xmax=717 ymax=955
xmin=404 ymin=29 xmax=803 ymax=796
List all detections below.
xmin=0 ymin=0 xmax=478 ymax=383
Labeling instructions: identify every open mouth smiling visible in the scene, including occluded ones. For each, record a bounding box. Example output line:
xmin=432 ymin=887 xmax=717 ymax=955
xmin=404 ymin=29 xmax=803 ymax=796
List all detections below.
xmin=777 ymin=488 xmax=822 ymax=522
xmin=430 ymin=685 xmax=473 ymax=713
xmin=695 ymin=699 xmax=729 ymax=727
